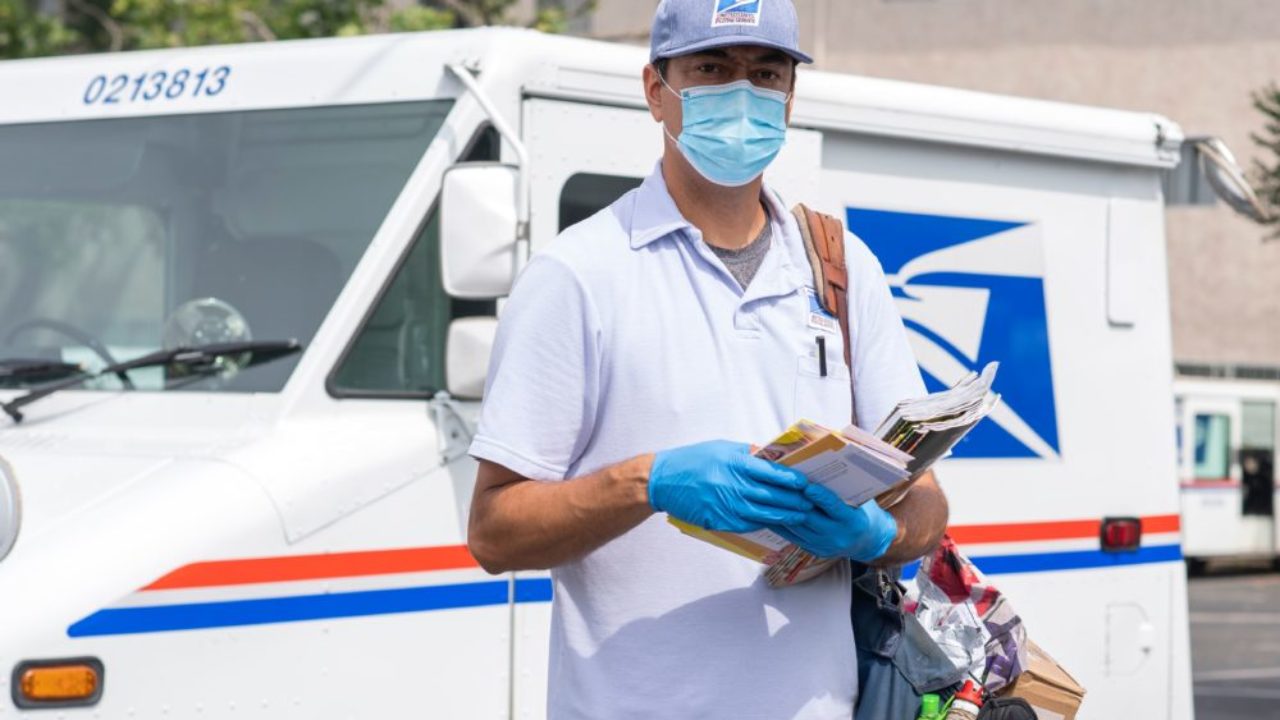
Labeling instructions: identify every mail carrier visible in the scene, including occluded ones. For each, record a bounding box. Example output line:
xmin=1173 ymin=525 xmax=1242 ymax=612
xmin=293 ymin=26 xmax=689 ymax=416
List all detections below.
xmin=0 ymin=27 xmax=1229 ymax=718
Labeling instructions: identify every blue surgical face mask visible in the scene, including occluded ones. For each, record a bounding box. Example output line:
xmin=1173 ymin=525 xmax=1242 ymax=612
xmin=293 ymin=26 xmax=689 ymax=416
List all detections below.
xmin=661 ymin=77 xmax=790 ymax=187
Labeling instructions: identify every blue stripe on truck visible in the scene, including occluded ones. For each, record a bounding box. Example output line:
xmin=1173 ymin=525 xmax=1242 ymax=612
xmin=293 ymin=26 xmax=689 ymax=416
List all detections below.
xmin=69 ymin=578 xmax=554 ymax=637
xmin=901 ymin=543 xmax=1183 ymax=580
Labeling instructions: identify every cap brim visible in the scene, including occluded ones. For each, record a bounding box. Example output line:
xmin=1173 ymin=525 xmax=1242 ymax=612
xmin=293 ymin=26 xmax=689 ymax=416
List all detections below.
xmin=652 ymin=35 xmax=814 ymax=65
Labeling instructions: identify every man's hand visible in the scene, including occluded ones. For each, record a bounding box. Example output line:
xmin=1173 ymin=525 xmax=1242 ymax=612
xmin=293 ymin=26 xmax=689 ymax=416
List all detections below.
xmin=772 ymin=484 xmax=898 ymax=563
xmin=649 ymin=441 xmax=814 ymax=533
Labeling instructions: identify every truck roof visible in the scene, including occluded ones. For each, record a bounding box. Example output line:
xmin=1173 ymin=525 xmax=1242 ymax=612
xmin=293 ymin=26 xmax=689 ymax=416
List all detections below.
xmin=0 ymin=27 xmax=1181 ymax=168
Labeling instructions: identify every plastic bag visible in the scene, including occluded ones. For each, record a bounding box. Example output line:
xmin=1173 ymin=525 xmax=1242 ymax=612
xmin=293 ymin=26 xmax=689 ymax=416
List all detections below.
xmin=913 ymin=536 xmax=1029 ymax=693
xmin=913 ymin=576 xmax=991 ymax=677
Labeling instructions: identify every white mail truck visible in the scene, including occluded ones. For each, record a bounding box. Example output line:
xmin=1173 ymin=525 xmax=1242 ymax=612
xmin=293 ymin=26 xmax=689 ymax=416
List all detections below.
xmin=0 ymin=27 xmax=1247 ymax=718
xmin=1176 ymin=376 xmax=1280 ymax=568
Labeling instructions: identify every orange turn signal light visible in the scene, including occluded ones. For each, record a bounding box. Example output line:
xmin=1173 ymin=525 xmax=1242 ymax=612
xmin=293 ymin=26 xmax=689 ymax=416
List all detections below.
xmin=13 ymin=658 xmax=103 ymax=707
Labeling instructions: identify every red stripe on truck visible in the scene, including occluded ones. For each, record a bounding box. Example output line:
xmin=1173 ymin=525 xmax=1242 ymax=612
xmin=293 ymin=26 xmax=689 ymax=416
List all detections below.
xmin=143 ymin=545 xmax=480 ymax=591
xmin=949 ymin=514 xmax=1180 ymax=545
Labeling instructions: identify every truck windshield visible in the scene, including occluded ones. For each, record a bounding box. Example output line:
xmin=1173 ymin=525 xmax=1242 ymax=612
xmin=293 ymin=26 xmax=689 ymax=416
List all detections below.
xmin=0 ymin=100 xmax=453 ymax=393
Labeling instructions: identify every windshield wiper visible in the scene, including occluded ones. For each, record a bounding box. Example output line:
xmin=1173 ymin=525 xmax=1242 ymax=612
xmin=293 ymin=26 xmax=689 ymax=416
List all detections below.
xmin=1 ymin=340 xmax=302 ymax=424
xmin=0 ymin=359 xmax=85 ymax=387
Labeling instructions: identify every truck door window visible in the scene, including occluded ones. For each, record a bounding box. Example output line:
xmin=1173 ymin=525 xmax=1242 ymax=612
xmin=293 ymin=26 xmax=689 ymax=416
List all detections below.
xmin=1242 ymin=402 xmax=1277 ymax=451
xmin=1193 ymin=413 xmax=1232 ymax=481
xmin=329 ymin=210 xmax=448 ymax=395
xmin=559 ymin=173 xmax=644 ymax=232
xmin=330 ymin=128 xmax=499 ymax=397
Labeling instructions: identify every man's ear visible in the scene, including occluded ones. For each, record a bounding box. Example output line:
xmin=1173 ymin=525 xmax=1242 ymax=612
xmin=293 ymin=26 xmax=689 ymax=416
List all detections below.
xmin=643 ymin=64 xmax=666 ymax=123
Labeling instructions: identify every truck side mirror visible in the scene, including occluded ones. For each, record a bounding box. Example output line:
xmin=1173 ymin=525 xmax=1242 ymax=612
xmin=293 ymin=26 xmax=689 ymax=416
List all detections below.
xmin=447 ymin=317 xmax=498 ymax=400
xmin=1166 ymin=136 xmax=1272 ymax=224
xmin=441 ymin=163 xmax=520 ymax=298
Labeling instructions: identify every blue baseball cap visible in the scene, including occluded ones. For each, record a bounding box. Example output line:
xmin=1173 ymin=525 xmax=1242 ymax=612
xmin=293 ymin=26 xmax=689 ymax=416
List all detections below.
xmin=650 ymin=0 xmax=814 ymax=65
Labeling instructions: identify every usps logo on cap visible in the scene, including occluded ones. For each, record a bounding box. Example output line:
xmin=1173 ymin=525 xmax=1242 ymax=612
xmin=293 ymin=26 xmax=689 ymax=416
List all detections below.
xmin=712 ymin=0 xmax=763 ymax=27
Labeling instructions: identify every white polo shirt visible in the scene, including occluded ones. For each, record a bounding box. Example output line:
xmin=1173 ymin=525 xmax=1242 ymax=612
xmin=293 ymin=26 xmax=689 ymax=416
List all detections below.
xmin=470 ymin=163 xmax=926 ymax=720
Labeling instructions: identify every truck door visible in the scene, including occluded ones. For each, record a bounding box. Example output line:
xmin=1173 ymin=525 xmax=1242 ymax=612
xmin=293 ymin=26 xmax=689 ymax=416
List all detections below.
xmin=1241 ymin=400 xmax=1276 ymax=521
xmin=511 ymin=97 xmax=823 ymax=719
xmin=1179 ymin=396 xmax=1268 ymax=557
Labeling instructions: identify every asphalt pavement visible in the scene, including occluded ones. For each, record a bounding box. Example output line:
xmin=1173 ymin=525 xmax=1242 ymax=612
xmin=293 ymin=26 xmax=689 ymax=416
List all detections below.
xmin=1191 ymin=563 xmax=1280 ymax=720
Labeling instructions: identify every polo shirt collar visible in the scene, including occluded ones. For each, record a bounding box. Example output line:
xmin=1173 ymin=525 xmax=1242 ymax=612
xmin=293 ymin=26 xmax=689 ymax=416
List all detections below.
xmin=628 ymin=162 xmax=692 ymax=250
xmin=626 ymin=162 xmax=812 ymax=296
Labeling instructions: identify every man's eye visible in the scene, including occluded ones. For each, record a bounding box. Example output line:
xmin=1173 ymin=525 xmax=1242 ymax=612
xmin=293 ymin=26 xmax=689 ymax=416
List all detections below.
xmin=757 ymin=70 xmax=788 ymax=85
xmin=697 ymin=64 xmax=721 ymax=74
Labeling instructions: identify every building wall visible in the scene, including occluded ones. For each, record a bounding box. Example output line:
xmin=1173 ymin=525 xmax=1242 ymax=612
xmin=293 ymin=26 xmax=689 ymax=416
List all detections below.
xmin=578 ymin=0 xmax=1280 ymax=368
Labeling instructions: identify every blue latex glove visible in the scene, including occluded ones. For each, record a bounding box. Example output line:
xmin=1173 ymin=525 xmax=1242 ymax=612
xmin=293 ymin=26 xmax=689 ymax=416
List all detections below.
xmin=649 ymin=440 xmax=814 ymax=533
xmin=773 ymin=483 xmax=899 ymax=563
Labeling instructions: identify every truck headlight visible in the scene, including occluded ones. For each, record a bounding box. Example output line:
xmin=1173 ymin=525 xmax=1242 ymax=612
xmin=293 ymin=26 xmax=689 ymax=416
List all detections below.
xmin=0 ymin=457 xmax=20 ymax=562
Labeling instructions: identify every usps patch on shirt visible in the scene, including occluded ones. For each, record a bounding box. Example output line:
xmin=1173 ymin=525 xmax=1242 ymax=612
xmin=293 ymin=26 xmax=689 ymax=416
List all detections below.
xmin=712 ymin=0 xmax=763 ymax=27
xmin=806 ymin=287 xmax=839 ymax=334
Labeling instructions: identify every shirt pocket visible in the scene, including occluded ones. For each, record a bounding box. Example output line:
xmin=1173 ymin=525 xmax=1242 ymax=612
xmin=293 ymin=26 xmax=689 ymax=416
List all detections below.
xmin=793 ymin=352 xmax=853 ymax=430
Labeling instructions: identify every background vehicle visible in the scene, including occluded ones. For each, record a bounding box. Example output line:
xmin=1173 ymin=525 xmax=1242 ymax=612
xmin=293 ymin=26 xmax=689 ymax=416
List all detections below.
xmin=1176 ymin=377 xmax=1280 ymax=569
xmin=0 ymin=27 xmax=1233 ymax=717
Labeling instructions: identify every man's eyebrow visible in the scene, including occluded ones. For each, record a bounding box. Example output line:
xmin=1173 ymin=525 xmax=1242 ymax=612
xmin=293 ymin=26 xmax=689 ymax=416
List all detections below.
xmin=686 ymin=48 xmax=790 ymax=67
xmin=691 ymin=47 xmax=788 ymax=65
xmin=751 ymin=50 xmax=791 ymax=66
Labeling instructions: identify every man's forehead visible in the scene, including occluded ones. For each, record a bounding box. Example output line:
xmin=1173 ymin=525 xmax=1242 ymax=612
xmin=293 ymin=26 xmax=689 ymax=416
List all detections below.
xmin=674 ymin=46 xmax=791 ymax=64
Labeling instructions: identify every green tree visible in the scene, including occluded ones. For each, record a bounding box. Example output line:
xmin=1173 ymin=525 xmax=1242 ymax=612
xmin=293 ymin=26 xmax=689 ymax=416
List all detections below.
xmin=1252 ymin=83 xmax=1280 ymax=236
xmin=0 ymin=0 xmax=592 ymax=60
xmin=0 ymin=1 xmax=79 ymax=58
xmin=65 ymin=0 xmax=452 ymax=52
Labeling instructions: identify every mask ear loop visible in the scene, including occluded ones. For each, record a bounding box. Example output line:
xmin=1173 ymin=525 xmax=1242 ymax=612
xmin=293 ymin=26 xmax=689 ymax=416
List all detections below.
xmin=656 ymin=70 xmax=684 ymax=147
xmin=656 ymin=69 xmax=683 ymax=101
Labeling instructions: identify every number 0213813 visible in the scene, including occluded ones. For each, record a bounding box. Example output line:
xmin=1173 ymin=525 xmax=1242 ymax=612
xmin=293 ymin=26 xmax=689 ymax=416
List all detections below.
xmin=83 ymin=66 xmax=232 ymax=106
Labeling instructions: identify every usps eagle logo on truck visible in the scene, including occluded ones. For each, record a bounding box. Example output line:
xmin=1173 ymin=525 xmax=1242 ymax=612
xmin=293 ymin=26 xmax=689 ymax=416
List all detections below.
xmin=848 ymin=208 xmax=1061 ymax=460
xmin=712 ymin=0 xmax=763 ymax=27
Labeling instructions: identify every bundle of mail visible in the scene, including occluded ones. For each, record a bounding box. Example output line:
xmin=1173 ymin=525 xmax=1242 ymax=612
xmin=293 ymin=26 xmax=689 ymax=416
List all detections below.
xmin=670 ymin=362 xmax=1000 ymax=587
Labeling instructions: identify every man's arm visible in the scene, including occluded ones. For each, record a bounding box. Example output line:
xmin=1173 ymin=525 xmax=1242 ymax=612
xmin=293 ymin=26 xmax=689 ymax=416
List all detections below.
xmin=875 ymin=470 xmax=949 ymax=566
xmin=469 ymin=442 xmax=815 ymax=574
xmin=468 ymin=457 xmax=654 ymax=575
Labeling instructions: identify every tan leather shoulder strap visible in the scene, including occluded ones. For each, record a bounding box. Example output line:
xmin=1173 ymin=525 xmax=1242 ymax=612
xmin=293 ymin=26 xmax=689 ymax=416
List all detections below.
xmin=792 ymin=203 xmax=857 ymax=425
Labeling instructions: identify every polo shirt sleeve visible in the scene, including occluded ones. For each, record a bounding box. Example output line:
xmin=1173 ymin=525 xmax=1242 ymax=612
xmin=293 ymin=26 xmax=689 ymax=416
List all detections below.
xmin=846 ymin=233 xmax=928 ymax=433
xmin=469 ymin=254 xmax=602 ymax=482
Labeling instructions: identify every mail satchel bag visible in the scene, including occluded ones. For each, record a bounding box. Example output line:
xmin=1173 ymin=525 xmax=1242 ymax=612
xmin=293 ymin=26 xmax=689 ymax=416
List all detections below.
xmin=792 ymin=204 xmax=969 ymax=718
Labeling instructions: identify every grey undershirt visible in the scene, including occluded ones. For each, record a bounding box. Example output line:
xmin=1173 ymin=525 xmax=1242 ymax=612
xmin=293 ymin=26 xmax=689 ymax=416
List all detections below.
xmin=708 ymin=217 xmax=773 ymax=291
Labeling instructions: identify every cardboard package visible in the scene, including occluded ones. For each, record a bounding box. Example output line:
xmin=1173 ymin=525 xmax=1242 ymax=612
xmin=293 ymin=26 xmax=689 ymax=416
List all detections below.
xmin=999 ymin=640 xmax=1086 ymax=720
